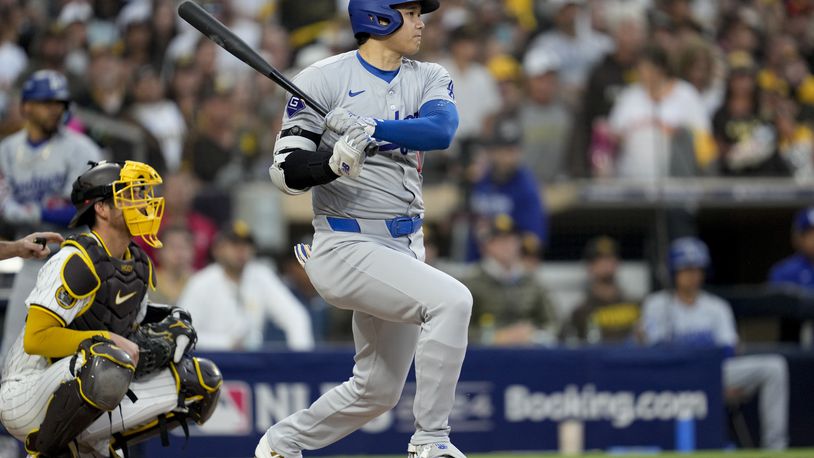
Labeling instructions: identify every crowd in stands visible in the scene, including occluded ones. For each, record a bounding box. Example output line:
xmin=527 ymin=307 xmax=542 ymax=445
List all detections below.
xmin=0 ymin=0 xmax=810 ymax=342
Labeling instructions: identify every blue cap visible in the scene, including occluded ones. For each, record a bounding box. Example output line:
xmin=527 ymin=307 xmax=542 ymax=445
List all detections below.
xmin=21 ymin=70 xmax=70 ymax=103
xmin=348 ymin=0 xmax=439 ymax=38
xmin=794 ymin=207 xmax=814 ymax=233
xmin=669 ymin=237 xmax=710 ymax=272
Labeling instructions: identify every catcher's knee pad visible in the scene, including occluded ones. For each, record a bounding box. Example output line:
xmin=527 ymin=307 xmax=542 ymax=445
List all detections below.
xmin=25 ymin=337 xmax=135 ymax=457
xmin=76 ymin=337 xmax=136 ymax=410
xmin=172 ymin=356 xmax=222 ymax=424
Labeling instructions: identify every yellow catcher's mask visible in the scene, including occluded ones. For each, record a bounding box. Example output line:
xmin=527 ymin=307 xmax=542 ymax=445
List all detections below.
xmin=113 ymin=161 xmax=165 ymax=248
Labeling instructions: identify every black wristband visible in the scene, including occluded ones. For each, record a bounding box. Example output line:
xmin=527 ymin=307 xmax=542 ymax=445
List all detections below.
xmin=281 ymin=149 xmax=339 ymax=189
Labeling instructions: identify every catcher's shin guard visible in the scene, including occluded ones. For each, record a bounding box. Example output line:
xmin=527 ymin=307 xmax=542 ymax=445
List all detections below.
xmin=110 ymin=356 xmax=222 ymax=454
xmin=26 ymin=337 xmax=135 ymax=456
xmin=173 ymin=356 xmax=222 ymax=423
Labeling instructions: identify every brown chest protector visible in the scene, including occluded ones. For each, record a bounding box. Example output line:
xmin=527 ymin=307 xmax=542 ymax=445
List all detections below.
xmin=65 ymin=234 xmax=154 ymax=338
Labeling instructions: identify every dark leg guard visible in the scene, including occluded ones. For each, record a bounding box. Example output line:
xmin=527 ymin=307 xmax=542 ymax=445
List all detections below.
xmin=172 ymin=356 xmax=223 ymax=424
xmin=25 ymin=380 xmax=103 ymax=457
xmin=110 ymin=357 xmax=222 ymax=455
xmin=25 ymin=337 xmax=134 ymax=457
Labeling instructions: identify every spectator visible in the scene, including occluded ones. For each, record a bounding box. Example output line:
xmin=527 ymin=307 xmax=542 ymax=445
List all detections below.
xmin=713 ymin=53 xmax=784 ymax=177
xmin=58 ymin=1 xmax=93 ymax=79
xmin=773 ymin=97 xmax=814 ymax=181
xmin=573 ymin=3 xmax=646 ymax=177
xmin=769 ymin=207 xmax=814 ymax=289
xmin=467 ymin=118 xmax=548 ymax=261
xmin=0 ymin=70 xmax=103 ymax=358
xmin=439 ymin=24 xmax=501 ymax=162
xmin=128 ymin=65 xmax=187 ymax=173
xmin=150 ymin=225 xmax=196 ymax=305
xmin=74 ymin=41 xmax=168 ymax=170
xmin=182 ymin=85 xmax=240 ymax=187
xmin=177 ymin=221 xmax=314 ymax=351
xmin=564 ymin=236 xmax=640 ymax=345
xmin=137 ymin=169 xmax=216 ymax=271
xmin=519 ymin=47 xmax=572 ymax=182
xmin=0 ymin=6 xmax=28 ymax=117
xmin=608 ymin=45 xmax=716 ymax=179
xmin=463 ymin=214 xmax=557 ymax=346
xmin=640 ymin=237 xmax=789 ymax=450
xmin=527 ymin=0 xmax=613 ymax=101
xmin=677 ymin=36 xmax=725 ymax=116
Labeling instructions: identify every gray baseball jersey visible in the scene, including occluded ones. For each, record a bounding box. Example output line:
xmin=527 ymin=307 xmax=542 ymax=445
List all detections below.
xmin=0 ymin=127 xmax=103 ymax=361
xmin=280 ymin=50 xmax=455 ymax=219
xmin=0 ymin=128 xmax=102 ymax=234
xmin=262 ymin=51 xmax=472 ymax=458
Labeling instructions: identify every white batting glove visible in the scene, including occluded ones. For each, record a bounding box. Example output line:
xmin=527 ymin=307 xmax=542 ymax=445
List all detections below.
xmin=326 ymin=107 xmax=376 ymax=136
xmin=329 ymin=126 xmax=377 ymax=178
xmin=294 ymin=243 xmax=311 ymax=267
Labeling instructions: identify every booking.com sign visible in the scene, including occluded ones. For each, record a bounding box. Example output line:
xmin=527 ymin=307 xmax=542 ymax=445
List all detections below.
xmin=185 ymin=381 xmax=707 ymax=436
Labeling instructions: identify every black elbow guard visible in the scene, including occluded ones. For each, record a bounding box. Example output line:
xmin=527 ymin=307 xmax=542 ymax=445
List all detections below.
xmin=282 ymin=149 xmax=339 ymax=189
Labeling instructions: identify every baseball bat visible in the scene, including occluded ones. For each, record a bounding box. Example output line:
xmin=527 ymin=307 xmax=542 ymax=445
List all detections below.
xmin=177 ymin=1 xmax=329 ymax=117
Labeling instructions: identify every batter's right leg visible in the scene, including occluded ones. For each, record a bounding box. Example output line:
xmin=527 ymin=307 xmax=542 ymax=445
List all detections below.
xmin=305 ymin=237 xmax=472 ymax=446
xmin=259 ymin=312 xmax=420 ymax=458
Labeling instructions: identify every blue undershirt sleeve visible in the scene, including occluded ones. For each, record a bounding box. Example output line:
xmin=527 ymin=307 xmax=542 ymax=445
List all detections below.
xmin=372 ymin=99 xmax=458 ymax=151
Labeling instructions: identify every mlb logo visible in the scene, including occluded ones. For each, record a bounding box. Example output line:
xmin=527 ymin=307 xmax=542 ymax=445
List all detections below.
xmin=183 ymin=381 xmax=252 ymax=436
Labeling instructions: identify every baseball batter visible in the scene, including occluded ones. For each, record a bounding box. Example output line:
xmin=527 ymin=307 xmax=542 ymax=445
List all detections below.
xmin=256 ymin=1 xmax=472 ymax=458
xmin=0 ymin=70 xmax=103 ymax=360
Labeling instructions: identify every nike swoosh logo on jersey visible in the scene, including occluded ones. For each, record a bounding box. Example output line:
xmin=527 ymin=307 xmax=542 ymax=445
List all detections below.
xmin=348 ymin=89 xmax=366 ymax=97
xmin=115 ymin=290 xmax=137 ymax=305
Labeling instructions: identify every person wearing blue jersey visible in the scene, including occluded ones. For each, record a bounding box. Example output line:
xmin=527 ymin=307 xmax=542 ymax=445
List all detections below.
xmin=769 ymin=207 xmax=814 ymax=289
xmin=0 ymin=70 xmax=103 ymax=360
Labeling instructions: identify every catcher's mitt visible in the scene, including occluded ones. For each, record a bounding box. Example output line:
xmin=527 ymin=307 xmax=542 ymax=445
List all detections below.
xmin=131 ymin=308 xmax=197 ymax=378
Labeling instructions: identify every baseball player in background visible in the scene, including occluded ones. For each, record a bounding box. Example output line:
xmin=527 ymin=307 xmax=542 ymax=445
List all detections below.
xmin=641 ymin=237 xmax=789 ymax=450
xmin=0 ymin=70 xmax=103 ymax=360
xmin=258 ymin=1 xmax=472 ymax=458
xmin=0 ymin=161 xmax=222 ymax=457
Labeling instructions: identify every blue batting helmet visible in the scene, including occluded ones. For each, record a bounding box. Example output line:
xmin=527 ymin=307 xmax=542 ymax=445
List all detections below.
xmin=21 ymin=70 xmax=70 ymax=104
xmin=668 ymin=237 xmax=710 ymax=272
xmin=793 ymin=207 xmax=814 ymax=233
xmin=349 ymin=0 xmax=440 ymax=38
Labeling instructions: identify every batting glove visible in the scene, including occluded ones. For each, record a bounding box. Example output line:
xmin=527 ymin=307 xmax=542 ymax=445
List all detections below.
xmin=294 ymin=243 xmax=311 ymax=267
xmin=329 ymin=125 xmax=377 ymax=178
xmin=326 ymin=107 xmax=377 ymax=137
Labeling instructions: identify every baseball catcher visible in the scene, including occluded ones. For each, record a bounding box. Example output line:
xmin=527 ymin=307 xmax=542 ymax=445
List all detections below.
xmin=0 ymin=161 xmax=221 ymax=457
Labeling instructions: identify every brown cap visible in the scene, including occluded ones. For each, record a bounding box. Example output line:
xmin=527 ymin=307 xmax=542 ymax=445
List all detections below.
xmin=217 ymin=220 xmax=255 ymax=246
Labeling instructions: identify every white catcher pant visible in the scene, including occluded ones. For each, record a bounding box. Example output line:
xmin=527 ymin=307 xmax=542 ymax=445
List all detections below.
xmin=265 ymin=227 xmax=472 ymax=458
xmin=723 ymin=354 xmax=789 ymax=450
xmin=0 ymin=355 xmax=179 ymax=457
xmin=1 ymin=259 xmax=44 ymax=363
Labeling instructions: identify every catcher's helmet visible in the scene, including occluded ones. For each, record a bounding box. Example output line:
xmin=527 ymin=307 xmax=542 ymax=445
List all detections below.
xmin=69 ymin=161 xmax=165 ymax=248
xmin=668 ymin=237 xmax=710 ymax=273
xmin=349 ymin=0 xmax=439 ymax=38
xmin=21 ymin=70 xmax=70 ymax=104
